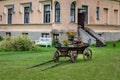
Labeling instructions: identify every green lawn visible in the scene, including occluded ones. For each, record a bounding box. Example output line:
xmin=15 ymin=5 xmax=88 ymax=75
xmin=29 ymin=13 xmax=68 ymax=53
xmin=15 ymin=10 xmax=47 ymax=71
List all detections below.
xmin=0 ymin=42 xmax=120 ymax=80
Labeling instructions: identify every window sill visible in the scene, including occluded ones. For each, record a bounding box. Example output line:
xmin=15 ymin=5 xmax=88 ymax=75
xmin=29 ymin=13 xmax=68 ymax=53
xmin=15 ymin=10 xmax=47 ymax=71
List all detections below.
xmin=0 ymin=23 xmax=52 ymax=26
xmin=69 ymin=22 xmax=77 ymax=24
xmin=53 ymin=22 xmax=61 ymax=24
xmin=43 ymin=23 xmax=52 ymax=25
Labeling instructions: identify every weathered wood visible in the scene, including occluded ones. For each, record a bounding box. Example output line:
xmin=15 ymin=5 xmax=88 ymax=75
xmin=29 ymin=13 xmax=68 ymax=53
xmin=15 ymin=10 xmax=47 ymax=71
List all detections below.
xmin=26 ymin=59 xmax=55 ymax=69
xmin=41 ymin=60 xmax=70 ymax=71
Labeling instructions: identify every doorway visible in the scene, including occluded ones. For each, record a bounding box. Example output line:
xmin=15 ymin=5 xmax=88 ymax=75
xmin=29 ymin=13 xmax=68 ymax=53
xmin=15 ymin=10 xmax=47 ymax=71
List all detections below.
xmin=78 ymin=9 xmax=85 ymax=29
xmin=82 ymin=5 xmax=88 ymax=24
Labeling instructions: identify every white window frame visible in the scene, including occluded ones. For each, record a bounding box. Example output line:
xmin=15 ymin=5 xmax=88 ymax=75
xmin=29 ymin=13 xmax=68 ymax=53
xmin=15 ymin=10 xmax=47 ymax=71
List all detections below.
xmin=3 ymin=5 xmax=14 ymax=24
xmin=19 ymin=3 xmax=31 ymax=24
xmin=39 ymin=1 xmax=51 ymax=23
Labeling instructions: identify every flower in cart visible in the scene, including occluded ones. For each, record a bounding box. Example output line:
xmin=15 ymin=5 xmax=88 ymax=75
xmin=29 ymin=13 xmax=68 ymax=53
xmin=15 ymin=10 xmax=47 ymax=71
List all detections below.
xmin=66 ymin=31 xmax=76 ymax=38
xmin=63 ymin=40 xmax=71 ymax=46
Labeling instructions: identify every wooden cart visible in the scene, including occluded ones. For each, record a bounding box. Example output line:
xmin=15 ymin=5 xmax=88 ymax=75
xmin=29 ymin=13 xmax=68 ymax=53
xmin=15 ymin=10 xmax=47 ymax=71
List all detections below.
xmin=27 ymin=41 xmax=92 ymax=70
xmin=53 ymin=44 xmax=92 ymax=63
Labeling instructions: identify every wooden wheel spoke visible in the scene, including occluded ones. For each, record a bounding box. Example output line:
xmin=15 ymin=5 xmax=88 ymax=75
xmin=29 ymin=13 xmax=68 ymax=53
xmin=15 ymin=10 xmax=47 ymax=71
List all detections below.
xmin=83 ymin=48 xmax=92 ymax=61
xmin=53 ymin=51 xmax=59 ymax=62
xmin=70 ymin=52 xmax=78 ymax=63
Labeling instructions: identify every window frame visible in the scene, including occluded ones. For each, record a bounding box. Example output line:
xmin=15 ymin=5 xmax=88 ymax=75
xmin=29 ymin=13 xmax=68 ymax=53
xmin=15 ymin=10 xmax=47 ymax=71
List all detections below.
xmin=42 ymin=33 xmax=50 ymax=38
xmin=22 ymin=32 xmax=28 ymax=36
xmin=82 ymin=5 xmax=88 ymax=24
xmin=24 ymin=7 xmax=30 ymax=24
xmin=55 ymin=2 xmax=60 ymax=22
xmin=96 ymin=7 xmax=100 ymax=20
xmin=7 ymin=8 xmax=12 ymax=24
xmin=0 ymin=15 xmax=2 ymax=21
xmin=53 ymin=34 xmax=59 ymax=40
xmin=70 ymin=2 xmax=76 ymax=22
xmin=6 ymin=32 xmax=11 ymax=37
xmin=44 ymin=5 xmax=50 ymax=23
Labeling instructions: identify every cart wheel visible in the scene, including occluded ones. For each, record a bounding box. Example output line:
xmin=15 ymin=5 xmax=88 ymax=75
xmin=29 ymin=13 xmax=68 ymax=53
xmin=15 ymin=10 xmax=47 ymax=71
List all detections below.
xmin=53 ymin=51 xmax=59 ymax=62
xmin=70 ymin=53 xmax=78 ymax=63
xmin=83 ymin=48 xmax=92 ymax=61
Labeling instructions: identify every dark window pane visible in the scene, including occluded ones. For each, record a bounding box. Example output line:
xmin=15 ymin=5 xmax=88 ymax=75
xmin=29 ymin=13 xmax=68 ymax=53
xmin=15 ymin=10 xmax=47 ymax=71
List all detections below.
xmin=0 ymin=15 xmax=2 ymax=21
xmin=70 ymin=2 xmax=75 ymax=22
xmin=71 ymin=3 xmax=75 ymax=9
xmin=29 ymin=2 xmax=32 ymax=11
xmin=22 ymin=33 xmax=28 ymax=36
xmin=8 ymin=8 xmax=12 ymax=24
xmin=44 ymin=5 xmax=50 ymax=23
xmin=96 ymin=7 xmax=99 ymax=20
xmin=12 ymin=4 xmax=14 ymax=13
xmin=42 ymin=33 xmax=49 ymax=38
xmin=82 ymin=6 xmax=88 ymax=24
xmin=53 ymin=34 xmax=59 ymax=40
xmin=24 ymin=7 xmax=29 ymax=23
xmin=55 ymin=2 xmax=60 ymax=22
xmin=6 ymin=32 xmax=11 ymax=37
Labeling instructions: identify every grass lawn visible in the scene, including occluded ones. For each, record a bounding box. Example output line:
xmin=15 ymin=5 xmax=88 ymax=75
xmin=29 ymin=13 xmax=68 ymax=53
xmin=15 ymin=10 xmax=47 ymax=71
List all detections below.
xmin=0 ymin=42 xmax=120 ymax=80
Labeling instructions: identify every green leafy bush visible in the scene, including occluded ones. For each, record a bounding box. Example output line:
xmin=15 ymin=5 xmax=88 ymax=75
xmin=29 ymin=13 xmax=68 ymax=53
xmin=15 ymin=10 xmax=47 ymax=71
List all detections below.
xmin=0 ymin=36 xmax=3 ymax=41
xmin=0 ymin=35 xmax=38 ymax=51
xmin=52 ymin=39 xmax=59 ymax=46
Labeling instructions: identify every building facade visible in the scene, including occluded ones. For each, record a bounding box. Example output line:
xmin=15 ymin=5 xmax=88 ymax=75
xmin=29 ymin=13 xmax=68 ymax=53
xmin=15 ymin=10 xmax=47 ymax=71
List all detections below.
xmin=0 ymin=0 xmax=120 ymax=42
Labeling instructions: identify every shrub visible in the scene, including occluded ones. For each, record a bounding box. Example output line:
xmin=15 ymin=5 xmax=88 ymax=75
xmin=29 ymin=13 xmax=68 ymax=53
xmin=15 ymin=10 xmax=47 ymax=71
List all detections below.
xmin=0 ymin=35 xmax=38 ymax=51
xmin=53 ymin=39 xmax=59 ymax=46
xmin=0 ymin=36 xmax=3 ymax=41
xmin=0 ymin=38 xmax=12 ymax=51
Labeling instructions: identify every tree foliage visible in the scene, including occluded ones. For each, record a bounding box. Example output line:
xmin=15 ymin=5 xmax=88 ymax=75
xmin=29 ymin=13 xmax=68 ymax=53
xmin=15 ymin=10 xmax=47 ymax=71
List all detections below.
xmin=112 ymin=0 xmax=120 ymax=1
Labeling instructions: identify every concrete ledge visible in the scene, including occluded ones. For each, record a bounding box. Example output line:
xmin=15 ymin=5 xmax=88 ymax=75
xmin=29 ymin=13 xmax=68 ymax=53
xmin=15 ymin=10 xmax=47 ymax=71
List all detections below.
xmin=0 ymin=23 xmax=52 ymax=26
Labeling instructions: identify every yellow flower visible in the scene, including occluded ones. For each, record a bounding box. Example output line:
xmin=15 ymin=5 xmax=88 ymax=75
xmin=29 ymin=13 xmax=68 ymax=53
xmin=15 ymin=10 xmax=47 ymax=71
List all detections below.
xmin=63 ymin=40 xmax=71 ymax=46
xmin=67 ymin=31 xmax=76 ymax=37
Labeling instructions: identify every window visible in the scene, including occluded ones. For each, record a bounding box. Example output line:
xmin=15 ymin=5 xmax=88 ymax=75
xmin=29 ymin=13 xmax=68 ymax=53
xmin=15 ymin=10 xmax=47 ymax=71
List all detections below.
xmin=24 ymin=7 xmax=30 ymax=24
xmin=42 ymin=33 xmax=50 ymax=38
xmin=8 ymin=8 xmax=12 ymax=24
xmin=96 ymin=7 xmax=99 ymax=20
xmin=12 ymin=4 xmax=15 ymax=13
xmin=29 ymin=2 xmax=32 ymax=12
xmin=44 ymin=5 xmax=50 ymax=23
xmin=114 ymin=9 xmax=118 ymax=25
xmin=104 ymin=8 xmax=108 ymax=25
xmin=55 ymin=2 xmax=60 ymax=22
xmin=0 ymin=15 xmax=2 ymax=21
xmin=70 ymin=2 xmax=76 ymax=22
xmin=19 ymin=2 xmax=32 ymax=23
xmin=6 ymin=32 xmax=11 ymax=37
xmin=82 ymin=5 xmax=88 ymax=24
xmin=22 ymin=32 xmax=28 ymax=36
xmin=4 ymin=4 xmax=14 ymax=24
xmin=53 ymin=34 xmax=59 ymax=40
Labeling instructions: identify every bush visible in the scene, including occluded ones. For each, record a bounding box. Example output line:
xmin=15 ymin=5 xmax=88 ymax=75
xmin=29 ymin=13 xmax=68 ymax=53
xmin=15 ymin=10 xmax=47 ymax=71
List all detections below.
xmin=53 ymin=39 xmax=59 ymax=46
xmin=0 ymin=35 xmax=38 ymax=51
xmin=0 ymin=36 xmax=3 ymax=41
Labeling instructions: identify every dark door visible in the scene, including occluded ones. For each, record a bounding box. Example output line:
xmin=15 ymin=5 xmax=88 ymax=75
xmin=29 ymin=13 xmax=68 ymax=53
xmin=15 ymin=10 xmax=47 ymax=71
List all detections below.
xmin=78 ymin=13 xmax=84 ymax=29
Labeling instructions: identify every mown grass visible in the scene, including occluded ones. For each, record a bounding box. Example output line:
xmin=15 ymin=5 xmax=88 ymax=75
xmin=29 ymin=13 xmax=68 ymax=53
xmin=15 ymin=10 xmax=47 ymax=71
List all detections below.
xmin=0 ymin=42 xmax=120 ymax=80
